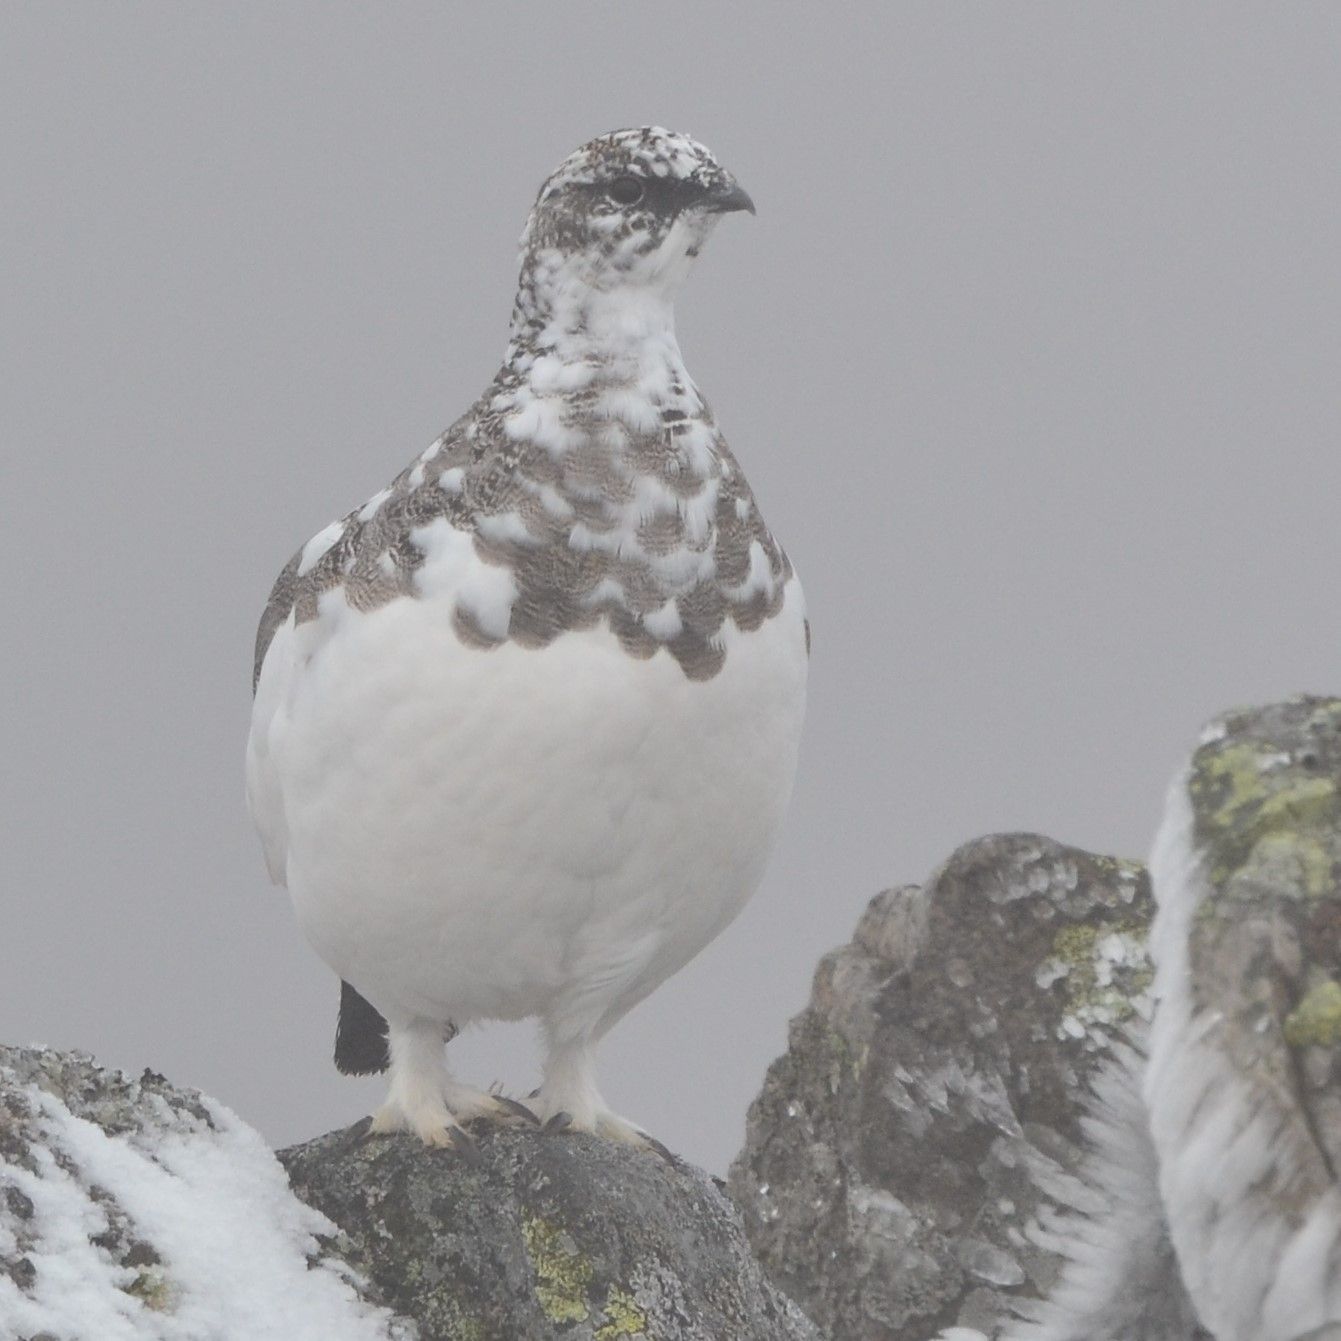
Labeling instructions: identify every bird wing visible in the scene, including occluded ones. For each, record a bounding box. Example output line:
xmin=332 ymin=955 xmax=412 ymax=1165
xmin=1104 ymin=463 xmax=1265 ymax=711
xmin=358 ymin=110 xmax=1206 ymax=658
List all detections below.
xmin=252 ymin=549 xmax=302 ymax=694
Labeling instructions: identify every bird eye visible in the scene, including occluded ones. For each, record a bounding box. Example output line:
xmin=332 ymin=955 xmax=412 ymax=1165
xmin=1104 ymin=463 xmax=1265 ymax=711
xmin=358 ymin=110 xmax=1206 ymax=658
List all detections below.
xmin=607 ymin=176 xmax=645 ymax=206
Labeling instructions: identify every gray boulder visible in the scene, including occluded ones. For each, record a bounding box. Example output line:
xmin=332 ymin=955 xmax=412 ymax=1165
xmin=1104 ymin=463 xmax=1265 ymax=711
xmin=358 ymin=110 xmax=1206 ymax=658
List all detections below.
xmin=280 ymin=1120 xmax=819 ymax=1341
xmin=729 ymin=834 xmax=1162 ymax=1340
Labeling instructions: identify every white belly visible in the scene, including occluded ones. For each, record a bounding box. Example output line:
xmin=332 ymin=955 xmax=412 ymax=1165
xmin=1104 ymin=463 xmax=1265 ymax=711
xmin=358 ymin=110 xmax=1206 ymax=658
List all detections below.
xmin=247 ymin=578 xmax=807 ymax=1034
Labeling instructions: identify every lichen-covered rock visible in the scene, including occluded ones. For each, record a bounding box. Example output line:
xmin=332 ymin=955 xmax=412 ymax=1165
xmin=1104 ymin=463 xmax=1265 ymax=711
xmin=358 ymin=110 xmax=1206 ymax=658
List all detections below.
xmin=0 ymin=1045 xmax=409 ymax=1341
xmin=729 ymin=834 xmax=1158 ymax=1340
xmin=280 ymin=1121 xmax=820 ymax=1341
xmin=0 ymin=1044 xmax=815 ymax=1341
xmin=1147 ymin=696 xmax=1341 ymax=1340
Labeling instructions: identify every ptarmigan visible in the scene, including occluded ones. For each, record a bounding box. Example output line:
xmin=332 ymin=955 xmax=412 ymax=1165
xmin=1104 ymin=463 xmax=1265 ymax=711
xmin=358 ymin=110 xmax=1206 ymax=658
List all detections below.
xmin=246 ymin=128 xmax=808 ymax=1151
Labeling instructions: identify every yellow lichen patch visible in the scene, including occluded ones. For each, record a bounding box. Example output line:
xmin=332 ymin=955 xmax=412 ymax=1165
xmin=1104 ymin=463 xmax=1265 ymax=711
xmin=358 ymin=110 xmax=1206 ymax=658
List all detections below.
xmin=443 ymin=1308 xmax=486 ymax=1341
xmin=1198 ymin=745 xmax=1332 ymax=828
xmin=1193 ymin=739 xmax=1341 ymax=889
xmin=1050 ymin=923 xmax=1102 ymax=972
xmin=1284 ymin=981 xmax=1341 ymax=1049
xmin=1230 ymin=831 xmax=1336 ymax=901
xmin=823 ymin=1026 xmax=868 ymax=1088
xmin=594 ymin=1285 xmax=648 ymax=1338
xmin=1256 ymin=776 xmax=1340 ymax=833
xmin=1041 ymin=921 xmax=1151 ymax=1036
xmin=1194 ymin=742 xmax=1274 ymax=822
xmin=1197 ymin=749 xmax=1261 ymax=843
xmin=125 ymin=1266 xmax=173 ymax=1312
xmin=522 ymin=1214 xmax=592 ymax=1324
xmin=1091 ymin=854 xmax=1147 ymax=880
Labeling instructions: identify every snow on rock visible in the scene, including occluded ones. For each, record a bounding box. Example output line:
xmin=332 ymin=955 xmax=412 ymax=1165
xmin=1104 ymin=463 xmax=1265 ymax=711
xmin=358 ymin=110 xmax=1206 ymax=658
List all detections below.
xmin=0 ymin=1046 xmax=412 ymax=1341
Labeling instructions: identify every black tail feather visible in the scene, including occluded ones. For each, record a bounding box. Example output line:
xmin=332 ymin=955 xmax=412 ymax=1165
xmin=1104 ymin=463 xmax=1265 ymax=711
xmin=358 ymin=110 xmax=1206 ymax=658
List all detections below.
xmin=334 ymin=980 xmax=390 ymax=1075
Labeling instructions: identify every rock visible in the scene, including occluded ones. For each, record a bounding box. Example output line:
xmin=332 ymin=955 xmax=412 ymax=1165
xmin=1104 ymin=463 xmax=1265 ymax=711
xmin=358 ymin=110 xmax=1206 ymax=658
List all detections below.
xmin=0 ymin=1044 xmax=409 ymax=1341
xmin=280 ymin=1121 xmax=819 ymax=1341
xmin=1147 ymin=696 xmax=1341 ymax=1341
xmin=729 ymin=833 xmax=1161 ymax=1340
xmin=0 ymin=1044 xmax=816 ymax=1341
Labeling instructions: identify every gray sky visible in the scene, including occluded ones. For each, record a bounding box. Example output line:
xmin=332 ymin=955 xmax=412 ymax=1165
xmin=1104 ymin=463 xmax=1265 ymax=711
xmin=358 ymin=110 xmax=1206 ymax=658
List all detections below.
xmin=4 ymin=4 xmax=1339 ymax=1175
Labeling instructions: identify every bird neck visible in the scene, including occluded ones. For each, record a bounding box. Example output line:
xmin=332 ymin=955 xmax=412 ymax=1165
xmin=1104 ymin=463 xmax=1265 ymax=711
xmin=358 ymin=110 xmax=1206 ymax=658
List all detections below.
xmin=491 ymin=250 xmax=715 ymax=466
xmin=504 ymin=251 xmax=685 ymax=384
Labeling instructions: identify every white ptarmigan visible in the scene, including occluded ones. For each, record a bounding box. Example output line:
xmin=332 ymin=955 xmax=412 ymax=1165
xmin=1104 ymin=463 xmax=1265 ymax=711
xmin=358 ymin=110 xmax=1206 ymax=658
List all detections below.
xmin=246 ymin=128 xmax=808 ymax=1150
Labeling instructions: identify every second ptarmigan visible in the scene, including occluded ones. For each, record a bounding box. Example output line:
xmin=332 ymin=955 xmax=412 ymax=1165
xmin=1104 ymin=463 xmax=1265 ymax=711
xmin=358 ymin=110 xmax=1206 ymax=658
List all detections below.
xmin=246 ymin=128 xmax=808 ymax=1149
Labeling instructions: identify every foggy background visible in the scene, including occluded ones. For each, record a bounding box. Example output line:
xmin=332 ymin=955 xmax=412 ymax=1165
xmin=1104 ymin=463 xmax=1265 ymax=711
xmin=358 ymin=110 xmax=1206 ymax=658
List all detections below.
xmin=3 ymin=5 xmax=1338 ymax=1174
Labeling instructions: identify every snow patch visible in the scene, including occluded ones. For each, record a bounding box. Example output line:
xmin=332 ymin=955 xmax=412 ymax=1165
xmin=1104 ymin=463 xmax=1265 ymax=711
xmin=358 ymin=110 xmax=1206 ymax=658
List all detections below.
xmin=0 ymin=1084 xmax=407 ymax=1341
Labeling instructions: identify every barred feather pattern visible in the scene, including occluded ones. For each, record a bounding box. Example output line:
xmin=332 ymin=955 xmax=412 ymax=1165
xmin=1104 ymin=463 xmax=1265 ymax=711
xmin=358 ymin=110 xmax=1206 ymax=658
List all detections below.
xmin=254 ymin=128 xmax=792 ymax=691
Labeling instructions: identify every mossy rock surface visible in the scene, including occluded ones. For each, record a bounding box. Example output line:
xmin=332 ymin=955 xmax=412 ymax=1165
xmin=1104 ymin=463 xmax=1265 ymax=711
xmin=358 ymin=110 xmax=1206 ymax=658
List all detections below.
xmin=1184 ymin=696 xmax=1341 ymax=1184
xmin=730 ymin=833 xmax=1155 ymax=1341
xmin=1189 ymin=698 xmax=1341 ymax=902
xmin=281 ymin=1121 xmax=818 ymax=1341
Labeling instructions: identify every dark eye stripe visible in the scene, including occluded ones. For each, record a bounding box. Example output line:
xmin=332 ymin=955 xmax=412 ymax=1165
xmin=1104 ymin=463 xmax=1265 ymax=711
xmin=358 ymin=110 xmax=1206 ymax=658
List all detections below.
xmin=607 ymin=176 xmax=645 ymax=206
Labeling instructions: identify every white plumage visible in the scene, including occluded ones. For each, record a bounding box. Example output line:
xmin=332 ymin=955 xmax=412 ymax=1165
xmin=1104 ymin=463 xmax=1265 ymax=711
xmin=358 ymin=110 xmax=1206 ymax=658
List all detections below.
xmin=247 ymin=128 xmax=807 ymax=1148
xmin=1007 ymin=1038 xmax=1202 ymax=1341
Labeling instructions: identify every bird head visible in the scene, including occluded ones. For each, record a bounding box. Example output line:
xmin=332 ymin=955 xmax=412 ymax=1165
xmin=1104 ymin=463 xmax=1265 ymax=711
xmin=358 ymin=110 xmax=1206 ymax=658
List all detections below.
xmin=514 ymin=128 xmax=753 ymax=339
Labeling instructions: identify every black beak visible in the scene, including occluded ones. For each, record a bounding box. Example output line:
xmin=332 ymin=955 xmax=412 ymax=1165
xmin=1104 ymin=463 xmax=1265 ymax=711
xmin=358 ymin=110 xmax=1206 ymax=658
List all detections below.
xmin=704 ymin=179 xmax=756 ymax=216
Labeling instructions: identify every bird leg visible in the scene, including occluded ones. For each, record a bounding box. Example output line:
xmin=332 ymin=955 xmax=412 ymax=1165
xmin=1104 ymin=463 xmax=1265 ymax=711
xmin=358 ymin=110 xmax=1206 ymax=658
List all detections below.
xmin=368 ymin=1018 xmax=461 ymax=1146
xmin=532 ymin=1037 xmax=667 ymax=1152
xmin=368 ymin=1017 xmax=530 ymax=1147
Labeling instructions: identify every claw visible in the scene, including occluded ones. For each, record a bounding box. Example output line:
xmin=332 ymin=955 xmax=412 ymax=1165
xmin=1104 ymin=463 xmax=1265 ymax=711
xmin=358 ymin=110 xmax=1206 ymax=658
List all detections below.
xmin=543 ymin=1110 xmax=573 ymax=1134
xmin=494 ymin=1095 xmax=541 ymax=1126
xmin=640 ymin=1132 xmax=677 ymax=1164
xmin=352 ymin=1116 xmax=382 ymax=1147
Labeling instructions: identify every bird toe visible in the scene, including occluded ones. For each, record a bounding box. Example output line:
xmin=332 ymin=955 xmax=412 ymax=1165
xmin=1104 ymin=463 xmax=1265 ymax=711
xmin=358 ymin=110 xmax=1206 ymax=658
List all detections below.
xmin=492 ymin=1094 xmax=542 ymax=1126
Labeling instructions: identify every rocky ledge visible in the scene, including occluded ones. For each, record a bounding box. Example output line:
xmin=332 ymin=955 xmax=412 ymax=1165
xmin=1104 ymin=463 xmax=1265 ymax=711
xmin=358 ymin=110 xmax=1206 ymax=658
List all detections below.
xmin=280 ymin=1121 xmax=818 ymax=1341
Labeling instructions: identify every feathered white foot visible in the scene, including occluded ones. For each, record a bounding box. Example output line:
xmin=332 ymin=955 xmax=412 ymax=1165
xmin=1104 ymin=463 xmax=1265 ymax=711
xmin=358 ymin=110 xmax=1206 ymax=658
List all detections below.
xmin=532 ymin=1040 xmax=672 ymax=1156
xmin=369 ymin=1096 xmax=466 ymax=1149
xmin=530 ymin=1094 xmax=651 ymax=1144
xmin=366 ymin=1018 xmax=534 ymax=1150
